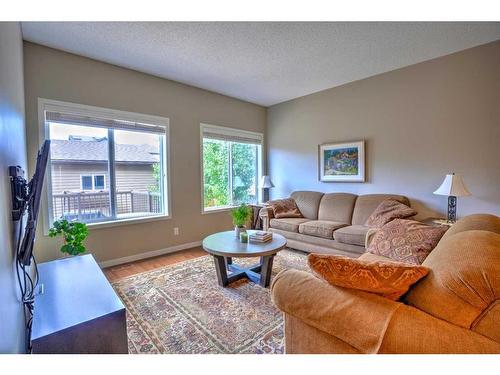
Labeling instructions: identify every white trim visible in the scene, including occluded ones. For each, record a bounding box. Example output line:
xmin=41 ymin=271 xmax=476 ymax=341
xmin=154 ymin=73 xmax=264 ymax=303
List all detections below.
xmin=199 ymin=123 xmax=264 ymax=214
xmin=201 ymin=205 xmax=239 ymax=214
xmin=38 ymin=97 xmax=172 ymax=233
xmin=201 ymin=122 xmax=264 ymax=143
xmin=39 ymin=98 xmax=170 ymax=128
xmin=85 ymin=212 xmax=170 ymax=230
xmin=98 ymin=240 xmax=203 ymax=268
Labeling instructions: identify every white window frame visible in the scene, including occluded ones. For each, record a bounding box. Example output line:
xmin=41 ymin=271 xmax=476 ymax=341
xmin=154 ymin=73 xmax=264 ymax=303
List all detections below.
xmin=38 ymin=98 xmax=171 ymax=233
xmin=80 ymin=174 xmax=106 ymax=191
xmin=200 ymin=123 xmax=263 ymax=214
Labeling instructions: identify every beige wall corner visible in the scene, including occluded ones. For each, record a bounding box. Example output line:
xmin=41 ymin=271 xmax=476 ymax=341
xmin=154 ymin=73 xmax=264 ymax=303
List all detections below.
xmin=0 ymin=22 xmax=28 ymax=353
xmin=23 ymin=42 xmax=266 ymax=263
xmin=267 ymin=40 xmax=500 ymax=219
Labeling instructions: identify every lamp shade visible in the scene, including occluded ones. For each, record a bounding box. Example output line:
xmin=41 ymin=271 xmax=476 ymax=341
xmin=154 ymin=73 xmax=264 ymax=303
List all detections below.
xmin=433 ymin=173 xmax=471 ymax=197
xmin=259 ymin=175 xmax=275 ymax=189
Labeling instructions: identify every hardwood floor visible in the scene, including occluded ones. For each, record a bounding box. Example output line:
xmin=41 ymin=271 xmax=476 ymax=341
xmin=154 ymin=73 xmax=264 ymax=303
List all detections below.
xmin=103 ymin=246 xmax=207 ymax=282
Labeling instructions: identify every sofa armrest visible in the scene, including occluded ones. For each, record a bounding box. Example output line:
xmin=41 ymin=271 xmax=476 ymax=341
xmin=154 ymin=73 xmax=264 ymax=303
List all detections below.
xmin=259 ymin=206 xmax=274 ymax=231
xmin=271 ymin=269 xmax=400 ymax=353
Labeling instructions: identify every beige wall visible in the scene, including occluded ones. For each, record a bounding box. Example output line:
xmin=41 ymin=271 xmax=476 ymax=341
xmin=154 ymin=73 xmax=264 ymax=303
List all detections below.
xmin=0 ymin=23 xmax=27 ymax=353
xmin=24 ymin=42 xmax=266 ymax=263
xmin=267 ymin=40 xmax=500 ymax=219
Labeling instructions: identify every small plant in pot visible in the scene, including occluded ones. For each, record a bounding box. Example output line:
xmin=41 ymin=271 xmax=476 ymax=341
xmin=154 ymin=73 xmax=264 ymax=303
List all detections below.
xmin=48 ymin=219 xmax=89 ymax=256
xmin=230 ymin=204 xmax=252 ymax=238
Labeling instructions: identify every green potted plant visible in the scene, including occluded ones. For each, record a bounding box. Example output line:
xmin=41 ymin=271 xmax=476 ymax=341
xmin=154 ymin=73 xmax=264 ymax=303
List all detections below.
xmin=48 ymin=219 xmax=89 ymax=256
xmin=230 ymin=204 xmax=252 ymax=238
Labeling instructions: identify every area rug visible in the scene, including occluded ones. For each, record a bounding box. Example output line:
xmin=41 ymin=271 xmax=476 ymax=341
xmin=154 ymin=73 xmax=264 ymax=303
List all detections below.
xmin=112 ymin=249 xmax=309 ymax=354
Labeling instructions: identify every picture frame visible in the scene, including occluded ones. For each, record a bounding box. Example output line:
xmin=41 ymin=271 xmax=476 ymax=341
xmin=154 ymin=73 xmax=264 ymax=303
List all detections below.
xmin=318 ymin=140 xmax=365 ymax=182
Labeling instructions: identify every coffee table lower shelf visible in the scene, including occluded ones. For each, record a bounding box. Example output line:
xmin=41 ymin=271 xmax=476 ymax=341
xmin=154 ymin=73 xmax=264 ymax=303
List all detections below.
xmin=212 ymin=255 xmax=275 ymax=287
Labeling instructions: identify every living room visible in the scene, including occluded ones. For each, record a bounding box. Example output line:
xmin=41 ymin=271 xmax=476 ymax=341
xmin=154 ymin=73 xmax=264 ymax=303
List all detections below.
xmin=1 ymin=0 xmax=499 ymax=372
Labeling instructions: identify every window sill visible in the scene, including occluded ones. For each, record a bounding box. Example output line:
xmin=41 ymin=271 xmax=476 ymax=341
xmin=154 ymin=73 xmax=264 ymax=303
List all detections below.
xmin=202 ymin=206 xmax=238 ymax=215
xmin=87 ymin=213 xmax=171 ymax=230
xmin=45 ymin=213 xmax=171 ymax=235
xmin=202 ymin=203 xmax=264 ymax=215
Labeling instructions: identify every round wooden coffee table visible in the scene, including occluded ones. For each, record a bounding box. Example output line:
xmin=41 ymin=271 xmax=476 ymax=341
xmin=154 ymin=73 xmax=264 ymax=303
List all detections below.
xmin=202 ymin=230 xmax=287 ymax=288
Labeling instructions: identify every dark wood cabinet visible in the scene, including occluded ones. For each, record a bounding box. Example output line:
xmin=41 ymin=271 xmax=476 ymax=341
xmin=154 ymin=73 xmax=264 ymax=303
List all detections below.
xmin=32 ymin=254 xmax=128 ymax=354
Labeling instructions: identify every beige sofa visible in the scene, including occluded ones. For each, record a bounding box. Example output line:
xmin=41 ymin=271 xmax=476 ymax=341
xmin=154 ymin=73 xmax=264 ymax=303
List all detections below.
xmin=271 ymin=214 xmax=500 ymax=353
xmin=259 ymin=191 xmax=411 ymax=257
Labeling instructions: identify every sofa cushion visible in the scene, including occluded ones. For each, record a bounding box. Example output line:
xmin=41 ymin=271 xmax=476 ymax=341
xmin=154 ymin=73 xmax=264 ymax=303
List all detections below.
xmin=365 ymin=199 xmax=417 ymax=228
xmin=367 ymin=219 xmax=448 ymax=265
xmin=267 ymin=198 xmax=303 ymax=219
xmin=298 ymin=220 xmax=348 ymax=239
xmin=308 ymin=253 xmax=429 ymax=300
xmin=351 ymin=194 xmax=410 ymax=226
xmin=405 ymin=230 xmax=500 ymax=329
xmin=290 ymin=191 xmax=324 ymax=220
xmin=334 ymin=225 xmax=370 ymax=246
xmin=270 ymin=218 xmax=310 ymax=233
xmin=269 ymin=228 xmax=366 ymax=256
xmin=318 ymin=193 xmax=358 ymax=223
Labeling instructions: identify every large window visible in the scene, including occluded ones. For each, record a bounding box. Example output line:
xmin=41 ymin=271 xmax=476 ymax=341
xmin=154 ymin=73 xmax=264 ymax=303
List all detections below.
xmin=201 ymin=124 xmax=263 ymax=212
xmin=41 ymin=99 xmax=169 ymax=226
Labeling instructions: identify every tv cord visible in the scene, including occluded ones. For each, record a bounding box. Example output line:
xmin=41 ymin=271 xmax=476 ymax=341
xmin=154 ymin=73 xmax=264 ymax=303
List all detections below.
xmin=15 ymin=198 xmax=39 ymax=353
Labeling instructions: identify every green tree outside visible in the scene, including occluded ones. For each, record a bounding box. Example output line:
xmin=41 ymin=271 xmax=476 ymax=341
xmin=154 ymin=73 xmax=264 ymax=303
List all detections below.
xmin=148 ymin=162 xmax=161 ymax=193
xmin=203 ymin=139 xmax=258 ymax=208
xmin=231 ymin=142 xmax=257 ymax=204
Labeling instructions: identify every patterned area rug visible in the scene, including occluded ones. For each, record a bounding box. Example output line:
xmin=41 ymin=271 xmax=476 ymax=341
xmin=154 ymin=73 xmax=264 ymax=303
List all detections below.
xmin=112 ymin=249 xmax=308 ymax=354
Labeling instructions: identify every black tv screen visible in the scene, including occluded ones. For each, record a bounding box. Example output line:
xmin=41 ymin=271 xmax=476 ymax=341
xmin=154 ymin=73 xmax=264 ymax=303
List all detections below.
xmin=19 ymin=140 xmax=50 ymax=265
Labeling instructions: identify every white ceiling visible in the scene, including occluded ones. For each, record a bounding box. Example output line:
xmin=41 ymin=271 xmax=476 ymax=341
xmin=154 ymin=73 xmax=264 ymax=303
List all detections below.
xmin=21 ymin=22 xmax=500 ymax=106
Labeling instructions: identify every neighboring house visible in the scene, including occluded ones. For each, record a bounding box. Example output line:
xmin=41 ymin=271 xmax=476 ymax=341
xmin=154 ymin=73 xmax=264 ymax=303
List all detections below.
xmin=49 ymin=136 xmax=161 ymax=221
xmin=50 ymin=136 xmax=159 ymax=194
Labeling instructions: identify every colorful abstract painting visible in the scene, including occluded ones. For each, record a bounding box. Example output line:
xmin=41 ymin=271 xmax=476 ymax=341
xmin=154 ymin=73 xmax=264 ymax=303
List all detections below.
xmin=319 ymin=141 xmax=365 ymax=182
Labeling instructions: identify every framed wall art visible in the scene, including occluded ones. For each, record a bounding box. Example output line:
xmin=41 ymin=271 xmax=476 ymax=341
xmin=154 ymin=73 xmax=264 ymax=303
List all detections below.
xmin=318 ymin=141 xmax=365 ymax=182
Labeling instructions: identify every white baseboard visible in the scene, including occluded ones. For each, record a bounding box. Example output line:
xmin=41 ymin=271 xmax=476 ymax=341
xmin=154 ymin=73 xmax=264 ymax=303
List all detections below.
xmin=99 ymin=240 xmax=203 ymax=268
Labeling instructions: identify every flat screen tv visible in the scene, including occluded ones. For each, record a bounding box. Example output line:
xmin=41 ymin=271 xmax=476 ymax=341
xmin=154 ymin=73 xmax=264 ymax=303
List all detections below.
xmin=11 ymin=140 xmax=50 ymax=266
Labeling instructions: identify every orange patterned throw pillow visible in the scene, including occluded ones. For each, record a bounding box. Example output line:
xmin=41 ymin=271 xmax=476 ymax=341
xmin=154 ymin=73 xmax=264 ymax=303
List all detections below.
xmin=308 ymin=253 xmax=429 ymax=300
xmin=267 ymin=198 xmax=303 ymax=219
xmin=367 ymin=219 xmax=448 ymax=265
xmin=365 ymin=199 xmax=417 ymax=228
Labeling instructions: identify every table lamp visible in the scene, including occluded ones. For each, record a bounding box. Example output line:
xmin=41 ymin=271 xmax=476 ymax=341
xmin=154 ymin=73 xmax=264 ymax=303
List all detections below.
xmin=259 ymin=175 xmax=274 ymax=203
xmin=433 ymin=173 xmax=471 ymax=223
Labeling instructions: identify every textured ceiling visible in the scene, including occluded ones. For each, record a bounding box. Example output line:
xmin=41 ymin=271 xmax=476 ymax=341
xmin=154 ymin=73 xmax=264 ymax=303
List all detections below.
xmin=21 ymin=22 xmax=500 ymax=106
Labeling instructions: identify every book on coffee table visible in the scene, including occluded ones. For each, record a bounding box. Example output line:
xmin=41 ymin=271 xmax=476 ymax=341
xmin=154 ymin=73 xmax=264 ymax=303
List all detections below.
xmin=249 ymin=231 xmax=273 ymax=243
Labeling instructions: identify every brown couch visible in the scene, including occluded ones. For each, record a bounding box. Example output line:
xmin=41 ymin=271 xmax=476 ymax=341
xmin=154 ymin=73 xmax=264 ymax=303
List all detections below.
xmin=260 ymin=191 xmax=411 ymax=257
xmin=271 ymin=213 xmax=500 ymax=354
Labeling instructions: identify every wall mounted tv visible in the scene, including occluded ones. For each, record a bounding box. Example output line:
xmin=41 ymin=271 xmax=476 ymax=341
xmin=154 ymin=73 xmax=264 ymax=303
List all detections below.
xmin=10 ymin=139 xmax=50 ymax=265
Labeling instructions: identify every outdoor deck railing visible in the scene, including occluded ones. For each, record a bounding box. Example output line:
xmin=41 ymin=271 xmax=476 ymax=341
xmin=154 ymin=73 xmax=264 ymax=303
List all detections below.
xmin=52 ymin=190 xmax=162 ymax=222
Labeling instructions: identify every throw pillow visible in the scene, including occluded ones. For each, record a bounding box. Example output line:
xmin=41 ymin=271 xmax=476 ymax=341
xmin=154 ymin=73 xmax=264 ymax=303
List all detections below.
xmin=365 ymin=199 xmax=417 ymax=228
xmin=367 ymin=219 xmax=448 ymax=265
xmin=266 ymin=198 xmax=303 ymax=219
xmin=308 ymin=253 xmax=429 ymax=300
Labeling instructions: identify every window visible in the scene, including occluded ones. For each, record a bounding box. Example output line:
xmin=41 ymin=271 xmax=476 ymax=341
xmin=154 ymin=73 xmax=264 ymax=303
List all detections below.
xmin=41 ymin=99 xmax=169 ymax=225
xmin=80 ymin=174 xmax=106 ymax=191
xmin=201 ymin=124 xmax=263 ymax=212
xmin=93 ymin=175 xmax=105 ymax=190
xmin=81 ymin=175 xmax=93 ymax=191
